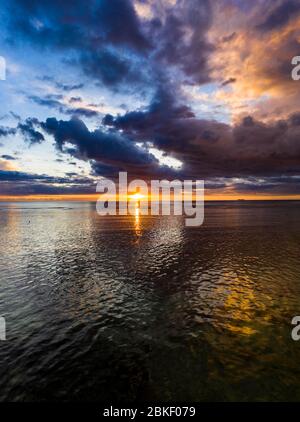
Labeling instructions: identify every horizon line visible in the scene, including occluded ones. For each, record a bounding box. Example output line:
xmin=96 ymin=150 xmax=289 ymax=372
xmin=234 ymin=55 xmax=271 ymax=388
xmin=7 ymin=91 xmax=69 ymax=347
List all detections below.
xmin=1 ymin=194 xmax=300 ymax=202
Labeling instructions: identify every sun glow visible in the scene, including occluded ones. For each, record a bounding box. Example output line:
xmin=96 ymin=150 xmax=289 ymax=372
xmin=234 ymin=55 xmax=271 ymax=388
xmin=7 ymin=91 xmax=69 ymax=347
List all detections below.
xmin=129 ymin=193 xmax=145 ymax=201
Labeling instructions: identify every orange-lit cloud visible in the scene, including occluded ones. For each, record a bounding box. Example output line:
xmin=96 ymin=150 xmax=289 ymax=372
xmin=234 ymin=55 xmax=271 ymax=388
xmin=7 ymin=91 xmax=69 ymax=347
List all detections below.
xmin=0 ymin=159 xmax=18 ymax=171
xmin=208 ymin=3 xmax=300 ymax=122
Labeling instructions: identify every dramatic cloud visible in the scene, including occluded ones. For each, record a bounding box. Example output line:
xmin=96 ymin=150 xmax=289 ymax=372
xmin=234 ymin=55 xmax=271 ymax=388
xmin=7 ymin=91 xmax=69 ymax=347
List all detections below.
xmin=41 ymin=116 xmax=155 ymax=164
xmin=152 ymin=0 xmax=214 ymax=85
xmin=256 ymin=0 xmax=300 ymax=32
xmin=103 ymin=85 xmax=300 ymax=178
xmin=1 ymin=0 xmax=300 ymax=196
xmin=0 ymin=169 xmax=95 ymax=195
xmin=209 ymin=0 xmax=300 ymax=121
xmin=4 ymin=0 xmax=215 ymax=88
xmin=17 ymin=118 xmax=45 ymax=145
xmin=0 ymin=126 xmax=17 ymax=137
xmin=5 ymin=0 xmax=150 ymax=87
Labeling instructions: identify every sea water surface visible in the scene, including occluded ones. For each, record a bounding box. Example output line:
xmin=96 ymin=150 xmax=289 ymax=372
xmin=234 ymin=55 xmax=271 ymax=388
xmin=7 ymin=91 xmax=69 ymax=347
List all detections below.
xmin=0 ymin=200 xmax=300 ymax=401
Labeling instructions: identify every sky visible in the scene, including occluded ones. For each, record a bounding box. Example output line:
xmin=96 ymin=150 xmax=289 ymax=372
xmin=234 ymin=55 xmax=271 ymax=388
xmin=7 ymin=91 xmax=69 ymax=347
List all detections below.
xmin=1 ymin=0 xmax=300 ymax=199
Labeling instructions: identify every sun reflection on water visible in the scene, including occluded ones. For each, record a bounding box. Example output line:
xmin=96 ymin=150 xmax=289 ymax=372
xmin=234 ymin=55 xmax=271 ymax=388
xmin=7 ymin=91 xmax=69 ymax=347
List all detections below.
xmin=134 ymin=201 xmax=141 ymax=237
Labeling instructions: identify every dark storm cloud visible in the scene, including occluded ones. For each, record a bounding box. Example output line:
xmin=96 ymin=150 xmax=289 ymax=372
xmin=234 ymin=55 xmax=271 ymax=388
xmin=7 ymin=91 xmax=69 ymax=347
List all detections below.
xmin=4 ymin=0 xmax=214 ymax=87
xmin=0 ymin=169 xmax=96 ymax=195
xmin=0 ymin=126 xmax=17 ymax=137
xmin=41 ymin=116 xmax=157 ymax=166
xmin=65 ymin=108 xmax=99 ymax=118
xmin=153 ymin=0 xmax=214 ymax=85
xmin=5 ymin=0 xmax=150 ymax=87
xmin=256 ymin=0 xmax=300 ymax=32
xmin=0 ymin=119 xmax=44 ymax=146
xmin=103 ymin=83 xmax=195 ymax=137
xmin=78 ymin=49 xmax=142 ymax=87
xmin=0 ymin=170 xmax=91 ymax=183
xmin=0 ymin=170 xmax=59 ymax=182
xmin=94 ymin=0 xmax=150 ymax=50
xmin=6 ymin=0 xmax=149 ymax=51
xmin=103 ymin=86 xmax=300 ymax=178
xmin=90 ymin=162 xmax=124 ymax=178
xmin=17 ymin=118 xmax=45 ymax=144
xmin=1 ymin=155 xmax=16 ymax=160
xmin=0 ymin=184 xmax=95 ymax=196
xmin=27 ymin=80 xmax=300 ymax=181
xmin=36 ymin=115 xmax=179 ymax=180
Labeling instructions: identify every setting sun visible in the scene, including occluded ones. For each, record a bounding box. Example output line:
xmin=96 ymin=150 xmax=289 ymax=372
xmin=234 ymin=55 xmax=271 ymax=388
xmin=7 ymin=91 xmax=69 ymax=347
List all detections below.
xmin=129 ymin=193 xmax=145 ymax=201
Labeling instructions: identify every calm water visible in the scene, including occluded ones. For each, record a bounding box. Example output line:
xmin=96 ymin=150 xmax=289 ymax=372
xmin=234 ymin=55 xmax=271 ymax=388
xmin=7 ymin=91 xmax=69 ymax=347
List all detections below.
xmin=1 ymin=201 xmax=300 ymax=401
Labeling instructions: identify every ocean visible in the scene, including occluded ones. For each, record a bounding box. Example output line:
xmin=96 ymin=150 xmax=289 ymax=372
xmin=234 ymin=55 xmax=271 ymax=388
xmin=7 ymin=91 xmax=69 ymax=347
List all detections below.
xmin=0 ymin=201 xmax=300 ymax=401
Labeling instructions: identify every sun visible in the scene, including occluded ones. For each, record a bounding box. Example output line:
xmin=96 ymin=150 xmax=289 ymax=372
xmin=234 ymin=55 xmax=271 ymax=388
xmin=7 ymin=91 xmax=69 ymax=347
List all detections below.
xmin=129 ymin=193 xmax=145 ymax=201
